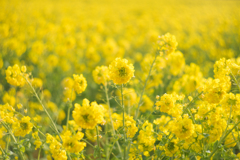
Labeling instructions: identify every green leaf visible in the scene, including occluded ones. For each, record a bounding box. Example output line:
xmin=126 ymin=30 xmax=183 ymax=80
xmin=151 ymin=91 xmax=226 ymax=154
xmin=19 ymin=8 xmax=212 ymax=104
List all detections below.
xmin=20 ymin=145 xmax=25 ymax=153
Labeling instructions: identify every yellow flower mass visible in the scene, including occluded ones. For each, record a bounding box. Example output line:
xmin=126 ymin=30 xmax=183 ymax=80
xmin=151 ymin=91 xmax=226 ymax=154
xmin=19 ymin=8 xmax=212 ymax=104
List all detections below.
xmin=109 ymin=57 xmax=135 ymax=84
xmin=73 ymin=74 xmax=87 ymax=94
xmin=72 ymin=98 xmax=105 ymax=129
xmin=1 ymin=0 xmax=240 ymax=159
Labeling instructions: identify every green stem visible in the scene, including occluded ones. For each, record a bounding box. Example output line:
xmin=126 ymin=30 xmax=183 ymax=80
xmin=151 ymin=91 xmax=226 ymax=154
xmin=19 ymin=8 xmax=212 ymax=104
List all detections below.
xmin=121 ymin=84 xmax=126 ymax=160
xmin=66 ymin=89 xmax=73 ymax=130
xmin=82 ymin=139 xmax=94 ymax=148
xmin=0 ymin=146 xmax=6 ymax=158
xmin=187 ymin=108 xmax=195 ymax=124
xmin=38 ymin=146 xmax=42 ymax=160
xmin=5 ymin=135 xmax=9 ymax=152
xmin=208 ymin=105 xmax=233 ymax=158
xmin=96 ymin=126 xmax=101 ymax=159
xmin=135 ymin=53 xmax=158 ymax=120
xmin=1 ymin=121 xmax=25 ymax=160
xmin=104 ymin=83 xmax=122 ymax=157
xmin=23 ymin=76 xmax=62 ymax=142
xmin=208 ymin=119 xmax=240 ymax=159
xmin=231 ymin=122 xmax=240 ymax=150
xmin=230 ymin=72 xmax=240 ymax=92
xmin=182 ymin=91 xmax=203 ymax=116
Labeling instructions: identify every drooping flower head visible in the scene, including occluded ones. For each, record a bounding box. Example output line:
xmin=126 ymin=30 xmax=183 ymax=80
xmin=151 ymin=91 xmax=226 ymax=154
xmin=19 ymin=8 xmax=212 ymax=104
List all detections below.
xmin=109 ymin=57 xmax=134 ymax=84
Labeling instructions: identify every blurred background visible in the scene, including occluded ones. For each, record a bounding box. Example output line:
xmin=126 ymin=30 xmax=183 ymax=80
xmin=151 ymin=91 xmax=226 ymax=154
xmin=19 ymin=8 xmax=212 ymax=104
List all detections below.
xmin=0 ymin=0 xmax=240 ymax=130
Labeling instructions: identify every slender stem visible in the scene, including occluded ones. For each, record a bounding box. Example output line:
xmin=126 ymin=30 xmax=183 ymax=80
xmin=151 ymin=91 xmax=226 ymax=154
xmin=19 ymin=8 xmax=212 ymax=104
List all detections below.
xmin=233 ymin=122 xmax=240 ymax=150
xmin=0 ymin=146 xmax=6 ymax=158
xmin=208 ymin=119 xmax=240 ymax=159
xmin=208 ymin=105 xmax=233 ymax=158
xmin=82 ymin=139 xmax=94 ymax=148
xmin=1 ymin=121 xmax=25 ymax=160
xmin=135 ymin=53 xmax=158 ymax=120
xmin=182 ymin=91 xmax=203 ymax=116
xmin=5 ymin=135 xmax=9 ymax=152
xmin=121 ymin=84 xmax=126 ymax=160
xmin=230 ymin=72 xmax=240 ymax=92
xmin=104 ymin=83 xmax=122 ymax=157
xmin=38 ymin=146 xmax=42 ymax=160
xmin=105 ymin=123 xmax=109 ymax=160
xmin=67 ymin=153 xmax=72 ymax=160
xmin=23 ymin=76 xmax=62 ymax=142
xmin=96 ymin=126 xmax=101 ymax=159
xmin=66 ymin=88 xmax=73 ymax=130
xmin=187 ymin=108 xmax=195 ymax=124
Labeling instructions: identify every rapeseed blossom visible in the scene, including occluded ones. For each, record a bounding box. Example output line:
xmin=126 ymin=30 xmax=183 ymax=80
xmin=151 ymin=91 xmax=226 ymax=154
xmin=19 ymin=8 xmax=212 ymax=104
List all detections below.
xmin=13 ymin=116 xmax=33 ymax=137
xmin=1 ymin=3 xmax=240 ymax=158
xmin=72 ymin=98 xmax=105 ymax=129
xmin=73 ymin=74 xmax=87 ymax=94
xmin=109 ymin=57 xmax=135 ymax=84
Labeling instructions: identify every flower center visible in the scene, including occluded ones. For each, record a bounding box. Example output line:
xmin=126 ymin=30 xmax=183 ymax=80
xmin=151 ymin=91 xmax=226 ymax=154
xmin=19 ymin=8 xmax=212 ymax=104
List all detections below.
xmin=228 ymin=99 xmax=237 ymax=106
xmin=82 ymin=114 xmax=89 ymax=122
xmin=119 ymin=67 xmax=126 ymax=77
xmin=182 ymin=126 xmax=188 ymax=132
xmin=20 ymin=122 xmax=28 ymax=130
xmin=167 ymin=142 xmax=175 ymax=151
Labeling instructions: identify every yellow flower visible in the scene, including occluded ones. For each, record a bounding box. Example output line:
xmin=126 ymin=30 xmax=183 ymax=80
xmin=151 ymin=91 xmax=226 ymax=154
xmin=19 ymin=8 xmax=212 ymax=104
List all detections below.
xmin=46 ymin=133 xmax=67 ymax=160
xmin=92 ymin=65 xmax=109 ymax=85
xmin=155 ymin=93 xmax=183 ymax=117
xmin=13 ymin=116 xmax=33 ymax=137
xmin=167 ymin=51 xmax=185 ymax=76
xmin=0 ymin=58 xmax=3 ymax=69
xmin=116 ymin=88 xmax=137 ymax=107
xmin=164 ymin=139 xmax=179 ymax=157
xmin=62 ymin=130 xmax=86 ymax=153
xmin=109 ymin=57 xmax=134 ymax=84
xmin=2 ymin=93 xmax=15 ymax=107
xmin=17 ymin=103 xmax=23 ymax=109
xmin=61 ymin=77 xmax=74 ymax=89
xmin=31 ymin=78 xmax=43 ymax=88
xmin=72 ymin=99 xmax=104 ymax=129
xmin=63 ymin=88 xmax=76 ymax=102
xmin=139 ymin=95 xmax=154 ymax=112
xmin=171 ymin=115 xmax=195 ymax=140
xmin=112 ymin=113 xmax=123 ymax=130
xmin=137 ymin=121 xmax=156 ymax=153
xmin=5 ymin=64 xmax=27 ymax=87
xmin=32 ymin=132 xmax=42 ymax=150
xmin=73 ymin=74 xmax=87 ymax=94
xmin=85 ymin=126 xmax=102 ymax=142
xmin=125 ymin=115 xmax=138 ymax=138
xmin=157 ymin=33 xmax=178 ymax=55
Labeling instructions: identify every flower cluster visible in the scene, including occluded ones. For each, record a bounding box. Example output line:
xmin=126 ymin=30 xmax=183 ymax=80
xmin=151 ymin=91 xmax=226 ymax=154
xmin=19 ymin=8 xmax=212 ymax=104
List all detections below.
xmin=157 ymin=33 xmax=178 ymax=55
xmin=72 ymin=98 xmax=105 ymax=129
xmin=46 ymin=134 xmax=67 ymax=160
xmin=13 ymin=116 xmax=33 ymax=137
xmin=109 ymin=57 xmax=135 ymax=84
xmin=92 ymin=65 xmax=109 ymax=85
xmin=5 ymin=64 xmax=27 ymax=87
xmin=62 ymin=130 xmax=86 ymax=154
xmin=73 ymin=74 xmax=87 ymax=94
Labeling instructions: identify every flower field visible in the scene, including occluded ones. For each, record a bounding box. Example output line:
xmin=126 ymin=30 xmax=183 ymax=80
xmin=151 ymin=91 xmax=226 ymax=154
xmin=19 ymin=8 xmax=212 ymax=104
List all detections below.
xmin=1 ymin=0 xmax=240 ymax=159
